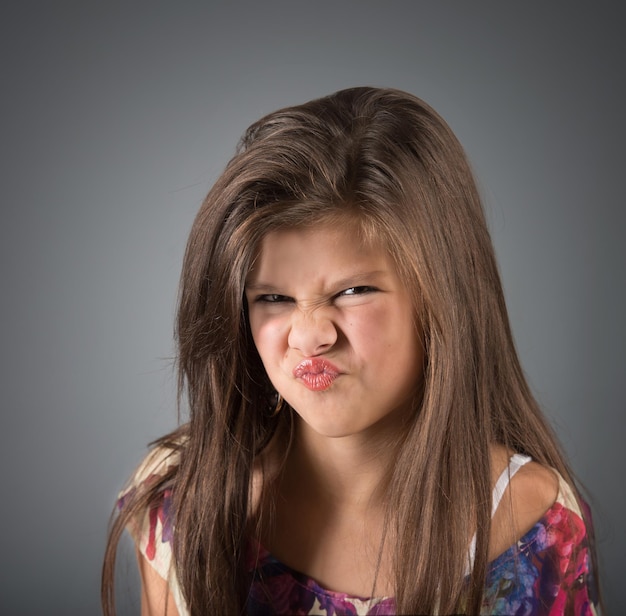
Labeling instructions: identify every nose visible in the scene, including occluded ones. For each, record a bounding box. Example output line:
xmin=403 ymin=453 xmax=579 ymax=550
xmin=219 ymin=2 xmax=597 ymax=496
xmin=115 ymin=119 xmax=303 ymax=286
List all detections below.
xmin=287 ymin=307 xmax=337 ymax=356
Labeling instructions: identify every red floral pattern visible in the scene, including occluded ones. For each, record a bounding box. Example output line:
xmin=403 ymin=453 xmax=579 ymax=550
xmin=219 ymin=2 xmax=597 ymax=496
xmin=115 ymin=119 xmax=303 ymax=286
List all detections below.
xmin=122 ymin=460 xmax=598 ymax=615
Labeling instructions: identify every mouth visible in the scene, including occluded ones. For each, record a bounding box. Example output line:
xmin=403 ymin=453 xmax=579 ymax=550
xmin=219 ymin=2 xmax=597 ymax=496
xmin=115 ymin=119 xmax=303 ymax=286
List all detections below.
xmin=293 ymin=358 xmax=340 ymax=391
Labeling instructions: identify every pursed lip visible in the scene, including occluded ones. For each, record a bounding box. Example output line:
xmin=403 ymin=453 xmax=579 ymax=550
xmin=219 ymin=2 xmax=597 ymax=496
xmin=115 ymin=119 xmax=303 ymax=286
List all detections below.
xmin=293 ymin=358 xmax=341 ymax=391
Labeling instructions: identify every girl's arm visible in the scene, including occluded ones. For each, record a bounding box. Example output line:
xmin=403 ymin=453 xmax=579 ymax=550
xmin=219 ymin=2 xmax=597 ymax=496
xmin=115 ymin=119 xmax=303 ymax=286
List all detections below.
xmin=137 ymin=550 xmax=180 ymax=616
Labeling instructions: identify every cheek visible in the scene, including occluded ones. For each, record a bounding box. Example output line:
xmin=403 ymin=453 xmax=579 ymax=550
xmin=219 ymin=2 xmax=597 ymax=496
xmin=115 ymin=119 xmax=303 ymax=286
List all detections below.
xmin=344 ymin=304 xmax=396 ymax=355
xmin=250 ymin=316 xmax=287 ymax=360
xmin=348 ymin=302 xmax=422 ymax=370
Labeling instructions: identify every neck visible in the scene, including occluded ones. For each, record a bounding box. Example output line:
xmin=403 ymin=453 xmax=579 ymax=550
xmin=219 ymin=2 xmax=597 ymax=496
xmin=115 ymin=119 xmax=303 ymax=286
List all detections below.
xmin=282 ymin=415 xmax=407 ymax=511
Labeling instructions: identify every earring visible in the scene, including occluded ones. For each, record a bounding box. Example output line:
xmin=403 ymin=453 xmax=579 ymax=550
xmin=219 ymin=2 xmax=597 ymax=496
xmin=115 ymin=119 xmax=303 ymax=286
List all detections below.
xmin=271 ymin=393 xmax=285 ymax=416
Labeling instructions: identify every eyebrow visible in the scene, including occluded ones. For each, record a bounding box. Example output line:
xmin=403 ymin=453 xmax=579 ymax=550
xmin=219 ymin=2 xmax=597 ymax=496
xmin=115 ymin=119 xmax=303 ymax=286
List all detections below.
xmin=245 ymin=270 xmax=388 ymax=293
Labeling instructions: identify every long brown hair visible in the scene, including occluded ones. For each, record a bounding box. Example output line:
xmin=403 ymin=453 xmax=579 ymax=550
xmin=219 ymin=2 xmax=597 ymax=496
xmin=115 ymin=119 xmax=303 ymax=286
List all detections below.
xmin=102 ymin=87 xmax=598 ymax=614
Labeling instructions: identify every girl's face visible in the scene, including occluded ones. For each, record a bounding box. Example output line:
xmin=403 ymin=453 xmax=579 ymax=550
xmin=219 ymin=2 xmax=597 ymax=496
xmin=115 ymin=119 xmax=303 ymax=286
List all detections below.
xmin=245 ymin=223 xmax=424 ymax=440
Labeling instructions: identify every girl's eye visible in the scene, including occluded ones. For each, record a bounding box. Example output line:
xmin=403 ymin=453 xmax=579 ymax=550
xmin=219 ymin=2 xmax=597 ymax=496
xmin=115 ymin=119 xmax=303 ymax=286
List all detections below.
xmin=256 ymin=294 xmax=291 ymax=303
xmin=339 ymin=286 xmax=377 ymax=297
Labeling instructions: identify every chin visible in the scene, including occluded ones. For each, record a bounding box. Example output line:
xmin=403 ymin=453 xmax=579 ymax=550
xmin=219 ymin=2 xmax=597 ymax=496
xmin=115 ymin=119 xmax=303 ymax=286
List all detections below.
xmin=296 ymin=414 xmax=374 ymax=440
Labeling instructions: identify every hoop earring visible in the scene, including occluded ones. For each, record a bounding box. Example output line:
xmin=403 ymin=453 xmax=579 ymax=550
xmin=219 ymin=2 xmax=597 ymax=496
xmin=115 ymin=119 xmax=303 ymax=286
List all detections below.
xmin=271 ymin=393 xmax=285 ymax=416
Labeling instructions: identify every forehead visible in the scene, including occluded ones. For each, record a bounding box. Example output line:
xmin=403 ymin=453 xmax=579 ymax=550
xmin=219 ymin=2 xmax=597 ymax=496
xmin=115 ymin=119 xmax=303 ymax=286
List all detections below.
xmin=247 ymin=223 xmax=393 ymax=283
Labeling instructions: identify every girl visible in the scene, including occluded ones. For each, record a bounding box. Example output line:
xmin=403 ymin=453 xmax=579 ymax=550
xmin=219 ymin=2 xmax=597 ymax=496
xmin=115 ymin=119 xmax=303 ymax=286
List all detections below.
xmin=102 ymin=87 xmax=600 ymax=615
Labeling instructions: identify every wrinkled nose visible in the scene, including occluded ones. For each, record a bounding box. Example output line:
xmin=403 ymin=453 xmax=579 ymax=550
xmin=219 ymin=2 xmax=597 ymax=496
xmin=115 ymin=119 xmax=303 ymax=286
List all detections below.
xmin=287 ymin=308 xmax=337 ymax=356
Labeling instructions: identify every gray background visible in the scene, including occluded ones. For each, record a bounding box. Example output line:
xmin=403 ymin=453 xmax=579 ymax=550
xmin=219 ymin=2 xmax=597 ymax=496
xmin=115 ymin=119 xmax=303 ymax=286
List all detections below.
xmin=1 ymin=2 xmax=623 ymax=613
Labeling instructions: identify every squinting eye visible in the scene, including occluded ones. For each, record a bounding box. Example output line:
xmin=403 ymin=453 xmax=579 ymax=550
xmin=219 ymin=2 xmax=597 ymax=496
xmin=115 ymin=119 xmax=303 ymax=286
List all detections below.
xmin=256 ymin=294 xmax=291 ymax=303
xmin=340 ymin=286 xmax=377 ymax=297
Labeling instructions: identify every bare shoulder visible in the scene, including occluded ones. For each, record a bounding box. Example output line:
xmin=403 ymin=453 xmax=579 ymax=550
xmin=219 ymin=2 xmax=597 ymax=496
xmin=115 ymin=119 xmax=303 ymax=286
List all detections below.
xmin=509 ymin=459 xmax=559 ymax=518
xmin=488 ymin=445 xmax=559 ymax=560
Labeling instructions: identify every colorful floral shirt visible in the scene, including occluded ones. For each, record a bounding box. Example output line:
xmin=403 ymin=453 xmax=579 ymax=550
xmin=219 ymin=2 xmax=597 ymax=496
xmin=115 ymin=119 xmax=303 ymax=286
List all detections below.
xmin=121 ymin=448 xmax=599 ymax=615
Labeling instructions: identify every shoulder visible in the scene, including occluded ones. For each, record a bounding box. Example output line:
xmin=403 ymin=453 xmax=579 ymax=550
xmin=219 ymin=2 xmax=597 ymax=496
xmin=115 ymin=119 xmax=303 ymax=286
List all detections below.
xmin=118 ymin=444 xmax=180 ymax=579
xmin=489 ymin=445 xmax=559 ymax=559
xmin=119 ymin=443 xmax=190 ymax=615
xmin=508 ymin=459 xmax=560 ymax=533
xmin=486 ymin=449 xmax=599 ymax=613
xmin=504 ymin=456 xmax=593 ymax=550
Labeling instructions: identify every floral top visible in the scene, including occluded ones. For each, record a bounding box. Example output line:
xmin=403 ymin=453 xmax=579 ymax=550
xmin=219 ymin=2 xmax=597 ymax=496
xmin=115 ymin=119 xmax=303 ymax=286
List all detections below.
xmin=121 ymin=448 xmax=599 ymax=615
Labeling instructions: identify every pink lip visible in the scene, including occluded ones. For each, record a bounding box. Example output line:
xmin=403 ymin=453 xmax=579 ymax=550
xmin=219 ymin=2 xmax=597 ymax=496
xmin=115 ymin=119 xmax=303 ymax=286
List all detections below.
xmin=293 ymin=358 xmax=340 ymax=391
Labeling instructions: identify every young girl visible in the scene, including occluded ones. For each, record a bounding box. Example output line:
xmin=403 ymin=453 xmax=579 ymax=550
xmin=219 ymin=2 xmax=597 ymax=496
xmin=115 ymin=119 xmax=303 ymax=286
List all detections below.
xmin=102 ymin=87 xmax=600 ymax=615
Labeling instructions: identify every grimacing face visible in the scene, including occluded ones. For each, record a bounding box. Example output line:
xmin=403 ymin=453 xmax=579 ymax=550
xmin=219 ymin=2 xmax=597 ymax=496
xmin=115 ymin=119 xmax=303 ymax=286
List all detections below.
xmin=245 ymin=223 xmax=424 ymax=440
